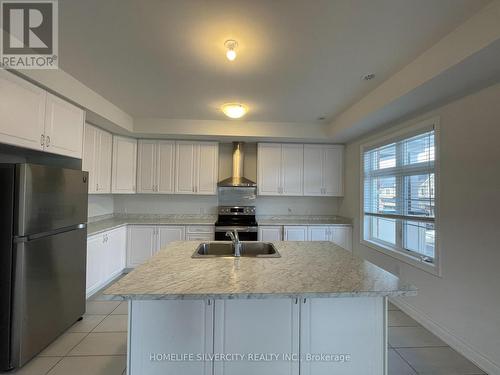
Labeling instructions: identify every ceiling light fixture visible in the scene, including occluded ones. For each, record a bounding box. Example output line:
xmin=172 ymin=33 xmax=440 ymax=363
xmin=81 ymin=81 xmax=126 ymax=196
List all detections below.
xmin=224 ymin=40 xmax=238 ymax=61
xmin=221 ymin=103 xmax=248 ymax=119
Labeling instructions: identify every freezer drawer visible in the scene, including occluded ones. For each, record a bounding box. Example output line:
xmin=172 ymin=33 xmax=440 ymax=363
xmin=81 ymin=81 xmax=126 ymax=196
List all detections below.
xmin=11 ymin=228 xmax=86 ymax=367
xmin=16 ymin=164 xmax=88 ymax=236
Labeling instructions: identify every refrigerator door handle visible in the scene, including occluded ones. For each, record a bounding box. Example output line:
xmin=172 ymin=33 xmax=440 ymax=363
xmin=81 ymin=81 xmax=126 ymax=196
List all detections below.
xmin=14 ymin=224 xmax=87 ymax=243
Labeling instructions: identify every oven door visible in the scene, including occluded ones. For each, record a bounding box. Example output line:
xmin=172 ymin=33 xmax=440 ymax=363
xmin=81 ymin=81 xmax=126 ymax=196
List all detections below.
xmin=214 ymin=226 xmax=258 ymax=241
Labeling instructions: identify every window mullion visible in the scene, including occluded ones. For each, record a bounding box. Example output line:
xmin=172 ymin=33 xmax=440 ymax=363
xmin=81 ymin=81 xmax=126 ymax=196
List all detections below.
xmin=395 ymin=142 xmax=404 ymax=250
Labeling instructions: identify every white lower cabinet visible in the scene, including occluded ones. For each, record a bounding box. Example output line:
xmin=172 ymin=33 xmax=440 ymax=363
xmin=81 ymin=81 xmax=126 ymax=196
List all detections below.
xmin=186 ymin=225 xmax=215 ymax=241
xmin=86 ymin=226 xmax=126 ymax=297
xmin=127 ymin=225 xmax=209 ymax=267
xmin=279 ymin=225 xmax=352 ymax=251
xmin=330 ymin=226 xmax=352 ymax=251
xmin=307 ymin=226 xmax=330 ymax=241
xmin=130 ymin=300 xmax=214 ymax=375
xmin=86 ymin=235 xmax=104 ymax=295
xmin=258 ymin=226 xmax=283 ymax=241
xmin=283 ymin=226 xmax=308 ymax=241
xmin=127 ymin=225 xmax=156 ymax=268
xmin=300 ymin=297 xmax=385 ymax=375
xmin=214 ymin=299 xmax=299 ymax=375
xmin=157 ymin=225 xmax=185 ymax=250
xmin=307 ymin=225 xmax=352 ymax=250
xmin=128 ymin=297 xmax=386 ymax=375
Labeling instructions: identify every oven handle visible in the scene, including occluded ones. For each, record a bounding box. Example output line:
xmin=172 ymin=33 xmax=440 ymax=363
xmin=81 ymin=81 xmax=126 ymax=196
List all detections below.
xmin=215 ymin=226 xmax=258 ymax=233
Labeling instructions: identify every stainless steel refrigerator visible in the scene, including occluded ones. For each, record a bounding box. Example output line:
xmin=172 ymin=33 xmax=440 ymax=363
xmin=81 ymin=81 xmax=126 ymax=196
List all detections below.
xmin=0 ymin=163 xmax=88 ymax=370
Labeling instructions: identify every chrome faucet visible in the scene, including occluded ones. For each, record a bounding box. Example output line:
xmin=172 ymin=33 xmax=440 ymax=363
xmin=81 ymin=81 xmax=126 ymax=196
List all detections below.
xmin=225 ymin=229 xmax=241 ymax=257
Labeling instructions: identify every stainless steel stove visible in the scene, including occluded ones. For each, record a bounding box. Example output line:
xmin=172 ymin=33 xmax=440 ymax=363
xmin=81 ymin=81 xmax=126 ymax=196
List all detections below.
xmin=214 ymin=206 xmax=258 ymax=241
xmin=215 ymin=142 xmax=258 ymax=241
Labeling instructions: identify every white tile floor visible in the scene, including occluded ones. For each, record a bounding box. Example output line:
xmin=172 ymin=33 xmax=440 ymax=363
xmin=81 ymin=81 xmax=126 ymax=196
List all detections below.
xmin=5 ymin=286 xmax=487 ymax=375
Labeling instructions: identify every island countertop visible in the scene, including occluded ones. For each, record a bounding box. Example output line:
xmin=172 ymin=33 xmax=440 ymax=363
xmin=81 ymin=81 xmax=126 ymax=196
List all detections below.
xmin=105 ymin=241 xmax=416 ymax=300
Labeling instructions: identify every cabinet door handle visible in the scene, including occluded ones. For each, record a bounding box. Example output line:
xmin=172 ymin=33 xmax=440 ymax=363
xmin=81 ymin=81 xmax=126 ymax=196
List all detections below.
xmin=96 ymin=183 xmax=99 ymax=191
xmin=46 ymin=136 xmax=50 ymax=147
xmin=40 ymin=134 xmax=45 ymax=147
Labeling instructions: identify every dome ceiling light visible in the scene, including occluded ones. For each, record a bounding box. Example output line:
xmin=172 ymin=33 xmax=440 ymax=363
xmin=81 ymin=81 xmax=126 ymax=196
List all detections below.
xmin=221 ymin=103 xmax=248 ymax=119
xmin=224 ymin=40 xmax=238 ymax=61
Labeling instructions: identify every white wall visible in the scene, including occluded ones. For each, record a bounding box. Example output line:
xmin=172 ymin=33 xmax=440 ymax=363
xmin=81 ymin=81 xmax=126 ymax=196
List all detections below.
xmin=113 ymin=195 xmax=218 ymax=215
xmin=339 ymin=82 xmax=500 ymax=374
xmin=113 ymin=194 xmax=339 ymax=217
xmin=88 ymin=195 xmax=114 ymax=217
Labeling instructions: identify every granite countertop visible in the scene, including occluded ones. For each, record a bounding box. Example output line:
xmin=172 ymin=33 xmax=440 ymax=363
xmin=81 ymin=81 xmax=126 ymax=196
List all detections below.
xmin=87 ymin=215 xmax=352 ymax=236
xmin=87 ymin=216 xmax=217 ymax=236
xmin=105 ymin=241 xmax=416 ymax=300
xmin=257 ymin=216 xmax=352 ymax=226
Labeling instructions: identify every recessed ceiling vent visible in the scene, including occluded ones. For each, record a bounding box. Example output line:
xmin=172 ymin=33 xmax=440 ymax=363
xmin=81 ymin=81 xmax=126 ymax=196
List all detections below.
xmin=217 ymin=142 xmax=256 ymax=187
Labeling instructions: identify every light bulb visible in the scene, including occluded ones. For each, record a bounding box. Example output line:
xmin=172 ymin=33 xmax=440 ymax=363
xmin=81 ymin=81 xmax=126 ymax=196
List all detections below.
xmin=226 ymin=49 xmax=236 ymax=61
xmin=224 ymin=40 xmax=238 ymax=61
xmin=221 ymin=103 xmax=248 ymax=119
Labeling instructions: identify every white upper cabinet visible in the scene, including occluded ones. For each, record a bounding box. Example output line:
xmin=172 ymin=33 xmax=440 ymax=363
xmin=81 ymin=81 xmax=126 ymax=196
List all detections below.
xmin=97 ymin=129 xmax=113 ymax=193
xmin=196 ymin=142 xmax=218 ymax=195
xmin=137 ymin=140 xmax=158 ymax=193
xmin=175 ymin=141 xmax=218 ymax=195
xmin=0 ymin=70 xmax=46 ymax=151
xmin=44 ymin=93 xmax=85 ymax=158
xmin=0 ymin=70 xmax=84 ymax=158
xmin=257 ymin=143 xmax=282 ymax=195
xmin=175 ymin=141 xmax=197 ymax=194
xmin=258 ymin=143 xmax=303 ymax=196
xmin=281 ymin=144 xmax=304 ymax=195
xmin=83 ymin=123 xmax=112 ymax=194
xmin=112 ymin=136 xmax=137 ymax=194
xmin=157 ymin=141 xmax=175 ymax=193
xmin=323 ymin=145 xmax=344 ymax=196
xmin=303 ymin=145 xmax=323 ymax=196
xmin=303 ymin=144 xmax=344 ymax=196
xmin=137 ymin=140 xmax=175 ymax=194
xmin=82 ymin=124 xmax=98 ymax=194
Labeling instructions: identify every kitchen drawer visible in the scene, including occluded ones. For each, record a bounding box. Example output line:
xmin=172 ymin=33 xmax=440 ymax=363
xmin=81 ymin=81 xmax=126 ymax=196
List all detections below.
xmin=186 ymin=225 xmax=214 ymax=234
xmin=186 ymin=233 xmax=214 ymax=241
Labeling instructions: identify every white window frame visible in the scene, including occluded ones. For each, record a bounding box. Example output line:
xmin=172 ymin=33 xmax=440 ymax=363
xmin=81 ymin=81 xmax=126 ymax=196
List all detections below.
xmin=360 ymin=117 xmax=441 ymax=276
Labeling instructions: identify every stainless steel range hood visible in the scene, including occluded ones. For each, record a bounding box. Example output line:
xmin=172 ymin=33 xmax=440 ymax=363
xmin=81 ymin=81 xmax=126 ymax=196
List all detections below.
xmin=218 ymin=142 xmax=257 ymax=187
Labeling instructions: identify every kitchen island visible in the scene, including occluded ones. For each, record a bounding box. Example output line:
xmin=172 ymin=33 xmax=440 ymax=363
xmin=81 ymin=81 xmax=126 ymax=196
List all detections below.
xmin=106 ymin=241 xmax=416 ymax=375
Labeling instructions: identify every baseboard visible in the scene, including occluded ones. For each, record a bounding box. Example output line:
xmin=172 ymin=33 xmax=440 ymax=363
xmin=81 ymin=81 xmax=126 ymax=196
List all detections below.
xmin=391 ymin=297 xmax=500 ymax=375
xmin=86 ymin=269 xmax=126 ymax=299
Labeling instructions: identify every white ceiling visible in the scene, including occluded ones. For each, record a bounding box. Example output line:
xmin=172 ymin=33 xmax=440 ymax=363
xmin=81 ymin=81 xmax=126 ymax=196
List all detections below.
xmin=59 ymin=0 xmax=489 ymax=124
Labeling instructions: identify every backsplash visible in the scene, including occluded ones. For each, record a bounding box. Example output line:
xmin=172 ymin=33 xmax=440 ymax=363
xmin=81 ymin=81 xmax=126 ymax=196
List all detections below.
xmin=89 ymin=194 xmax=340 ymax=218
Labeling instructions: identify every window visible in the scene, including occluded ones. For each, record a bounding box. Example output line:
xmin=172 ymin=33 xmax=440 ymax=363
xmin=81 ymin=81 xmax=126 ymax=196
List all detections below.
xmin=361 ymin=119 xmax=438 ymax=271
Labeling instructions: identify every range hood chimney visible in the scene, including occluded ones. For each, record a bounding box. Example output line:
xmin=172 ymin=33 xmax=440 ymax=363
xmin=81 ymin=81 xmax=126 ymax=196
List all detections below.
xmin=217 ymin=142 xmax=257 ymax=187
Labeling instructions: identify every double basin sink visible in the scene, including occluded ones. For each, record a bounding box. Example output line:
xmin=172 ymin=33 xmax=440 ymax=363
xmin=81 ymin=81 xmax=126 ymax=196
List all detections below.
xmin=192 ymin=242 xmax=280 ymax=258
